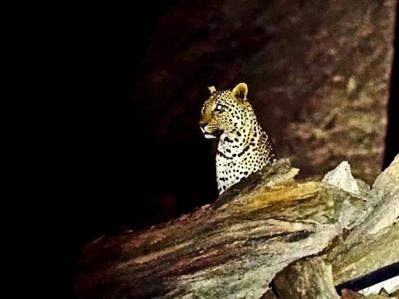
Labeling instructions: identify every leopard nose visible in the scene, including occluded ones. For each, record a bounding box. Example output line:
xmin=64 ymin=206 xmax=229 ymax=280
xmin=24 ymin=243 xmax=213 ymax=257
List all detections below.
xmin=199 ymin=120 xmax=208 ymax=129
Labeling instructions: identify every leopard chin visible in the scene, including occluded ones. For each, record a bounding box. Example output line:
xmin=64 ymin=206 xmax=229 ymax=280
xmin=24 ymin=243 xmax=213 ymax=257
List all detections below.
xmin=204 ymin=133 xmax=217 ymax=139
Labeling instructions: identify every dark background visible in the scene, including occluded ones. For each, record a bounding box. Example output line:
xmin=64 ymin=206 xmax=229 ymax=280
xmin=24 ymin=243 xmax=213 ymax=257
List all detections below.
xmin=59 ymin=3 xmax=216 ymax=298
xmin=56 ymin=2 xmax=398 ymax=298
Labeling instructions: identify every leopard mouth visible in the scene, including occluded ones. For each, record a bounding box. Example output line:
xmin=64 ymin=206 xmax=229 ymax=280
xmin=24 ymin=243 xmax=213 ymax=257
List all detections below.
xmin=201 ymin=128 xmax=223 ymax=139
xmin=204 ymin=133 xmax=217 ymax=139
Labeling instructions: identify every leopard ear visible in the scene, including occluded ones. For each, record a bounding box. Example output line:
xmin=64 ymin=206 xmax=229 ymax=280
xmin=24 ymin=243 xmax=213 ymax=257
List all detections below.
xmin=208 ymin=86 xmax=217 ymax=94
xmin=232 ymin=82 xmax=248 ymax=101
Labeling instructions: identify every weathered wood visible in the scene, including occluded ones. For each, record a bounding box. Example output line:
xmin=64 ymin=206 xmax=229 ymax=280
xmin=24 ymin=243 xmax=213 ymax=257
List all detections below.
xmin=260 ymin=290 xmax=278 ymax=299
xmin=391 ymin=290 xmax=399 ymax=298
xmin=327 ymin=155 xmax=399 ymax=286
xmin=76 ymin=159 xmax=372 ymax=299
xmin=75 ymin=155 xmax=399 ymax=299
xmin=273 ymin=257 xmax=339 ymax=299
xmin=340 ymin=288 xmax=393 ymax=298
xmin=328 ymin=222 xmax=399 ymax=286
xmin=268 ymin=223 xmax=398 ymax=299
xmin=348 ymin=154 xmax=399 ymax=239
xmin=268 ymin=156 xmax=398 ymax=298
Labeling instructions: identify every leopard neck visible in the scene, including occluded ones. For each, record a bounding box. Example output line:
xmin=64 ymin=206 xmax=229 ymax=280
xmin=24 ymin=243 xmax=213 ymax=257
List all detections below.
xmin=217 ymin=107 xmax=264 ymax=158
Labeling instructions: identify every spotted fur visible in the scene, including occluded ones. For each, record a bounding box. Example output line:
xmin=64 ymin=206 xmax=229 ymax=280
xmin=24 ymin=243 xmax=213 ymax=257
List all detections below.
xmin=200 ymin=82 xmax=276 ymax=194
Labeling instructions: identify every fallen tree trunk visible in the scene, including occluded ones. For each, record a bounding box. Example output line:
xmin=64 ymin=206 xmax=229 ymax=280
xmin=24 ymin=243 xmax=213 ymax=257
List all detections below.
xmin=273 ymin=257 xmax=340 ymax=299
xmin=271 ymin=223 xmax=398 ymax=299
xmin=270 ymin=157 xmax=399 ymax=298
xmin=75 ymin=155 xmax=399 ymax=299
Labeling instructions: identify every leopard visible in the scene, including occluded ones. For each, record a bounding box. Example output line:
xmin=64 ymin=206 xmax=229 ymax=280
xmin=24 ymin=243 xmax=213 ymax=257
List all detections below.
xmin=199 ymin=82 xmax=276 ymax=194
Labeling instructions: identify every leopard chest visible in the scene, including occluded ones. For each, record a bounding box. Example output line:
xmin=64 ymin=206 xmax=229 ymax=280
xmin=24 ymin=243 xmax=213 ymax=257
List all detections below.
xmin=215 ymin=132 xmax=269 ymax=194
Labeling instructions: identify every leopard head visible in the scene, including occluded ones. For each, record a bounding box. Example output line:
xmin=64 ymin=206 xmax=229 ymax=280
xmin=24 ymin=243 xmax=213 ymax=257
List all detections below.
xmin=199 ymin=82 xmax=250 ymax=139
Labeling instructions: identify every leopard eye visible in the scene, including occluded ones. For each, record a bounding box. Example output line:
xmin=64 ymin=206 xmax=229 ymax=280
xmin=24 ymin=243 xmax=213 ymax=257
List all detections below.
xmin=214 ymin=104 xmax=223 ymax=112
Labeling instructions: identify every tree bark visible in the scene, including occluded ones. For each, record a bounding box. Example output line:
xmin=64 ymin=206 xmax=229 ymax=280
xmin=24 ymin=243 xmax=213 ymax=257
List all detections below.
xmin=273 ymin=257 xmax=339 ymax=299
xmin=75 ymin=155 xmax=399 ymax=299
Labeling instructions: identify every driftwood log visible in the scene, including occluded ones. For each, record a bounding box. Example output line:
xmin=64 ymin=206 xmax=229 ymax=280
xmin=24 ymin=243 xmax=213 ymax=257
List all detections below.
xmin=75 ymin=155 xmax=399 ymax=299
